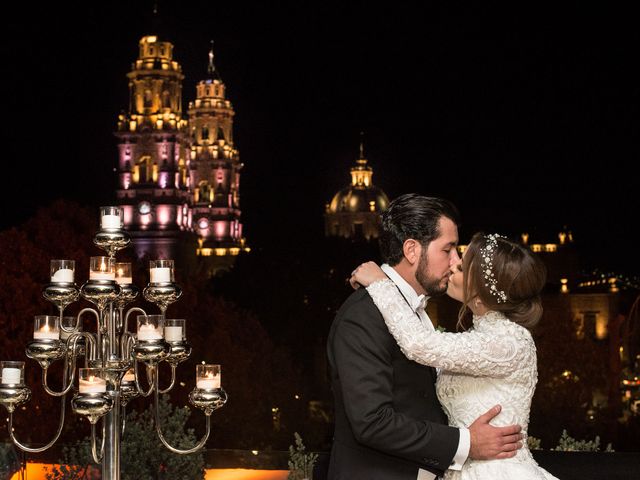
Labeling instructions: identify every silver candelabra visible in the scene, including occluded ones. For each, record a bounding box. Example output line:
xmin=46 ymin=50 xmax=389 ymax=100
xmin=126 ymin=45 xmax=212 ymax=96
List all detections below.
xmin=0 ymin=206 xmax=227 ymax=479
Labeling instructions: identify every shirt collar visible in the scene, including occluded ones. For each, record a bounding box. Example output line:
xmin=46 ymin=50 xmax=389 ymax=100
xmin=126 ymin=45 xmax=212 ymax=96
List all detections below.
xmin=380 ymin=264 xmax=428 ymax=312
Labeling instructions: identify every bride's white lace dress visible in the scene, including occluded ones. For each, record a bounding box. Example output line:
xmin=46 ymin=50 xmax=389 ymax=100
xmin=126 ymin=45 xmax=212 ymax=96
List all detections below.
xmin=367 ymin=280 xmax=558 ymax=480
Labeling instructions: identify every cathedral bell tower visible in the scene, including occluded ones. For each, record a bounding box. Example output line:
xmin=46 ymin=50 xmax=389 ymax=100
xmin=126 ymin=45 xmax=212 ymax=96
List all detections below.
xmin=187 ymin=43 xmax=248 ymax=274
xmin=115 ymin=35 xmax=190 ymax=261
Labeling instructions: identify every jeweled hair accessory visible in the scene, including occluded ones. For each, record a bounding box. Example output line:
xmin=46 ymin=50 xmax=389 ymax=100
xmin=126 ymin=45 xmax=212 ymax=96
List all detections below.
xmin=480 ymin=233 xmax=508 ymax=303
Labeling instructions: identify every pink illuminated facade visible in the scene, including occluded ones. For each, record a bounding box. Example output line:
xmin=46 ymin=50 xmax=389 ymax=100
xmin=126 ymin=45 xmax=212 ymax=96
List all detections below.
xmin=114 ymin=35 xmax=247 ymax=271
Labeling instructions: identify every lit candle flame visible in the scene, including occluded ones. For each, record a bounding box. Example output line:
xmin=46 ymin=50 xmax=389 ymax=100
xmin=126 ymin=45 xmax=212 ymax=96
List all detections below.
xmin=207 ymin=373 xmax=214 ymax=380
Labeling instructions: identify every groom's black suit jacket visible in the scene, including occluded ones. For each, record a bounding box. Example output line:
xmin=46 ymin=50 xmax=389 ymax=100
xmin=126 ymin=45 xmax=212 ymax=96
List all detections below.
xmin=327 ymin=287 xmax=459 ymax=480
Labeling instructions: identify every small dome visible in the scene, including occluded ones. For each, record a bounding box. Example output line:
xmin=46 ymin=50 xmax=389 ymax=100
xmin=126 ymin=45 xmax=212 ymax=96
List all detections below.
xmin=328 ymin=185 xmax=389 ymax=214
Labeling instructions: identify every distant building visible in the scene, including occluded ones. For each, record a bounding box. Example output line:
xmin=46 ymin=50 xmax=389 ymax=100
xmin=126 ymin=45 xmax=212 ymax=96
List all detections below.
xmin=454 ymin=229 xmax=640 ymax=419
xmin=114 ymin=35 xmax=248 ymax=274
xmin=458 ymin=227 xmax=639 ymax=341
xmin=324 ymin=138 xmax=389 ymax=240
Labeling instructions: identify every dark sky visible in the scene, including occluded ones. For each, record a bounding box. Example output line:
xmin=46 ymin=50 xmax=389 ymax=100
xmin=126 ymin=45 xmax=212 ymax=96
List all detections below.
xmin=3 ymin=2 xmax=639 ymax=275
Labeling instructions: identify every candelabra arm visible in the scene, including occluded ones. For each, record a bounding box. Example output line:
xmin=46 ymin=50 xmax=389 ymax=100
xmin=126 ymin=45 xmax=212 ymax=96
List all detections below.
xmin=158 ymin=364 xmax=177 ymax=394
xmin=134 ymin=361 xmax=154 ymax=397
xmin=120 ymin=332 xmax=135 ymax=360
xmin=74 ymin=332 xmax=98 ymax=363
xmin=8 ymin=396 xmax=66 ymax=453
xmin=78 ymin=307 xmax=103 ymax=360
xmin=91 ymin=420 xmax=106 ymax=463
xmin=77 ymin=307 xmax=100 ymax=332
xmin=124 ymin=307 xmax=147 ymax=334
xmin=100 ymin=336 xmax=110 ymax=367
xmin=42 ymin=357 xmax=76 ymax=397
xmin=154 ymin=384 xmax=210 ymax=454
xmin=59 ymin=312 xmax=80 ymax=336
xmin=121 ymin=404 xmax=127 ymax=437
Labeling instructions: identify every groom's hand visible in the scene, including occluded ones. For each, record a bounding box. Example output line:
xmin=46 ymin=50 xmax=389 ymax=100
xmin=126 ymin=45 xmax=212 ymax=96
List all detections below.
xmin=468 ymin=405 xmax=523 ymax=460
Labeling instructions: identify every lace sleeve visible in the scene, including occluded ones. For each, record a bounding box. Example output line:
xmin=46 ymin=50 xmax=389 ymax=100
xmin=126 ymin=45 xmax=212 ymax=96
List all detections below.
xmin=366 ymin=279 xmax=521 ymax=377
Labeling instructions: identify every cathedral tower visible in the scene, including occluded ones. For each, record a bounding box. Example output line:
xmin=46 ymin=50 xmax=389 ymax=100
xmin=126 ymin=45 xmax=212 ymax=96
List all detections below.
xmin=115 ymin=35 xmax=190 ymax=261
xmin=186 ymin=43 xmax=248 ymax=274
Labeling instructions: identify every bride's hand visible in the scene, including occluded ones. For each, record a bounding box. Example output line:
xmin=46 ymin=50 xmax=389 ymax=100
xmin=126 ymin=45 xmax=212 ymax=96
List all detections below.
xmin=349 ymin=261 xmax=386 ymax=289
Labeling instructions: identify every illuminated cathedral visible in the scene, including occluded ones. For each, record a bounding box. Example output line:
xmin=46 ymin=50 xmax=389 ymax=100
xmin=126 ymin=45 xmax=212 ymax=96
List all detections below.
xmin=114 ymin=35 xmax=248 ymax=274
xmin=324 ymin=137 xmax=389 ymax=240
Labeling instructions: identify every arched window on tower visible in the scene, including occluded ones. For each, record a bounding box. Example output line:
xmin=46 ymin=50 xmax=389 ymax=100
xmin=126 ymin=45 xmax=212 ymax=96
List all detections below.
xmin=134 ymin=155 xmax=153 ymax=184
xmin=196 ymin=181 xmax=212 ymax=205
xmin=202 ymin=126 xmax=209 ymax=142
xmin=144 ymin=90 xmax=153 ymax=108
xmin=162 ymin=90 xmax=171 ymax=108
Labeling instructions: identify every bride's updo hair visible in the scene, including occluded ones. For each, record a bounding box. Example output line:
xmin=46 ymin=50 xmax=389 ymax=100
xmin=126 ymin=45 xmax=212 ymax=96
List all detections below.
xmin=460 ymin=232 xmax=547 ymax=329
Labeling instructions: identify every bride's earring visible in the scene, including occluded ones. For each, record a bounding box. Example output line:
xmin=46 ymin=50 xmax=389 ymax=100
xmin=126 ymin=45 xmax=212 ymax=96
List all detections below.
xmin=474 ymin=298 xmax=481 ymax=308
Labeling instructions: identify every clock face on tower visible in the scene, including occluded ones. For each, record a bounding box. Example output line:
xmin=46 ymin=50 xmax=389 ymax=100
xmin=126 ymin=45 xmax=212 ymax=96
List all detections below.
xmin=138 ymin=201 xmax=151 ymax=215
xmin=197 ymin=218 xmax=209 ymax=230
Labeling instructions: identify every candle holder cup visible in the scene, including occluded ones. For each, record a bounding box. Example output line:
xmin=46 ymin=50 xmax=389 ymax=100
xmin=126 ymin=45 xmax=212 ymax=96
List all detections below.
xmin=133 ymin=315 xmax=168 ymax=363
xmin=0 ymin=361 xmax=30 ymax=412
xmin=143 ymin=283 xmax=182 ymax=315
xmin=189 ymin=387 xmax=227 ymax=416
xmin=94 ymin=230 xmax=131 ymax=258
xmin=164 ymin=319 xmax=190 ymax=365
xmin=115 ymin=283 xmax=139 ymax=310
xmin=119 ymin=369 xmax=139 ymax=406
xmin=43 ymin=283 xmax=80 ymax=313
xmin=0 ymin=385 xmax=31 ymax=414
xmin=72 ymin=393 xmax=113 ymax=424
xmin=27 ymin=316 xmax=64 ymax=368
xmin=81 ymin=281 xmax=121 ymax=312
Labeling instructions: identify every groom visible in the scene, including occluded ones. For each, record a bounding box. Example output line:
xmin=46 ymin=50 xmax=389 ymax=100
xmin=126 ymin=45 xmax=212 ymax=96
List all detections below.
xmin=326 ymin=194 xmax=522 ymax=480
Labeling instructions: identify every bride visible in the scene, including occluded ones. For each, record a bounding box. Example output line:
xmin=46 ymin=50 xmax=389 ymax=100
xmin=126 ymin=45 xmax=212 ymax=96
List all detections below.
xmin=351 ymin=232 xmax=559 ymax=480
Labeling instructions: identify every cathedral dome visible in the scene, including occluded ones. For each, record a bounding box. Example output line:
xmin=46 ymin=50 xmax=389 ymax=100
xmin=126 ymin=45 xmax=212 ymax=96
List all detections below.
xmin=328 ymin=185 xmax=389 ymax=214
xmin=324 ymin=136 xmax=389 ymax=240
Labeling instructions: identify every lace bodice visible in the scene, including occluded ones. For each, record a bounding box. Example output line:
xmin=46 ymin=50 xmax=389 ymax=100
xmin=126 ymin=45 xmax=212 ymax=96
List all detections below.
xmin=367 ymin=279 xmax=558 ymax=480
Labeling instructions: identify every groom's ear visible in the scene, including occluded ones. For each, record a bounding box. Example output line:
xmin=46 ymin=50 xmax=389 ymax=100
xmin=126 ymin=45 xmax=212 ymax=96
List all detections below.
xmin=402 ymin=239 xmax=421 ymax=265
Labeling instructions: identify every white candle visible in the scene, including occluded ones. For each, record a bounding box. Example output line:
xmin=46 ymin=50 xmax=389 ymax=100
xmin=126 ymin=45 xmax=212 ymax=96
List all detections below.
xmin=197 ymin=374 xmax=221 ymax=390
xmin=101 ymin=214 xmax=121 ymax=229
xmin=137 ymin=324 xmax=163 ymax=341
xmin=116 ymin=276 xmax=133 ymax=285
xmin=51 ymin=268 xmax=74 ymax=283
xmin=90 ymin=271 xmax=116 ymax=281
xmin=1 ymin=368 xmax=21 ymax=384
xmin=164 ymin=326 xmax=183 ymax=342
xmin=79 ymin=376 xmax=107 ymax=394
xmin=150 ymin=267 xmax=171 ymax=283
xmin=34 ymin=326 xmax=59 ymax=340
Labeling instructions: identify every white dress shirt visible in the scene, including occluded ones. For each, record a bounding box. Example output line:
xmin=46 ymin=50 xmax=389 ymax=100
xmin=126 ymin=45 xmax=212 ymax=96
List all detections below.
xmin=380 ymin=264 xmax=470 ymax=475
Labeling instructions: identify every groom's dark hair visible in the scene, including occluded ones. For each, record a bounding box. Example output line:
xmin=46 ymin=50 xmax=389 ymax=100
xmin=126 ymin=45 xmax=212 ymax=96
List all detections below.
xmin=379 ymin=194 xmax=460 ymax=266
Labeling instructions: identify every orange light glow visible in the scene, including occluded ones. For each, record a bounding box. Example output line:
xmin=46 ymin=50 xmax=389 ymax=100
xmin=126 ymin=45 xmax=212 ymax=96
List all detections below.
xmin=204 ymin=469 xmax=288 ymax=480
xmin=10 ymin=464 xmax=288 ymax=480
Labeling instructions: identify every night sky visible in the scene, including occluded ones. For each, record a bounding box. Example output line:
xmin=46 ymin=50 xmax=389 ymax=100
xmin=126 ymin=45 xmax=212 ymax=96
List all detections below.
xmin=3 ymin=2 xmax=639 ymax=275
